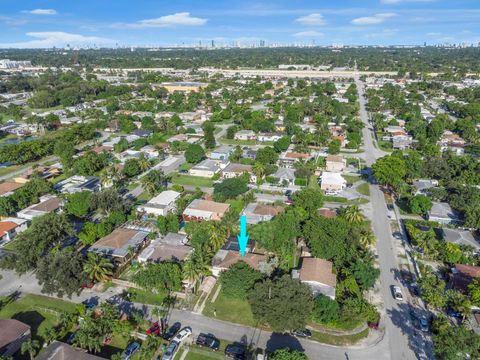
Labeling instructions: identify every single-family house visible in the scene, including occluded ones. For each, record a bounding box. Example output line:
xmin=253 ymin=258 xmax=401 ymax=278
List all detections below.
xmin=427 ymin=202 xmax=461 ymax=225
xmin=450 ymin=264 xmax=480 ymax=294
xmin=54 ymin=176 xmax=101 ymax=194
xmin=273 ymin=167 xmax=296 ymax=186
xmin=16 ymin=195 xmax=63 ymax=221
xmin=320 ymin=172 xmax=346 ymax=194
xmin=88 ymin=227 xmax=150 ymax=264
xmin=37 ymin=341 xmax=104 ymax=360
xmin=0 ymin=217 xmax=28 ymax=247
xmin=234 ymin=130 xmax=256 ymax=141
xmin=439 ymin=131 xmax=466 ymax=155
xmin=244 ymin=203 xmax=283 ymax=224
xmin=412 ymin=179 xmax=439 ymax=195
xmin=137 ymin=190 xmax=181 ymax=217
xmin=293 ymin=257 xmax=337 ymax=299
xmin=138 ymin=232 xmax=191 ymax=263
xmin=133 ymin=129 xmax=152 ymax=138
xmin=221 ymin=163 xmax=256 ymax=183
xmin=13 ymin=166 xmax=61 ymax=184
xmin=392 ymin=135 xmax=414 ymax=150
xmin=211 ymin=250 xmax=267 ymax=277
xmin=167 ymin=134 xmax=188 ymax=143
xmin=257 ymin=133 xmax=283 ymax=142
xmin=188 ymin=159 xmax=221 ymax=178
xmin=325 ymin=155 xmax=346 ymax=173
xmin=0 ymin=182 xmax=22 ymax=197
xmin=183 ymin=199 xmax=230 ymax=221
xmin=0 ymin=319 xmax=30 ymax=358
xmin=441 ymin=228 xmax=479 ymax=250
xmin=243 ymin=148 xmax=257 ymax=160
xmin=209 ymin=145 xmax=233 ymax=160
xmin=139 ymin=145 xmax=159 ymax=159
xmin=280 ymin=151 xmax=312 ymax=165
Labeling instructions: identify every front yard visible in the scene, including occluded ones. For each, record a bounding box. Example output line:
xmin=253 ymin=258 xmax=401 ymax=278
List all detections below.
xmin=171 ymin=174 xmax=214 ymax=187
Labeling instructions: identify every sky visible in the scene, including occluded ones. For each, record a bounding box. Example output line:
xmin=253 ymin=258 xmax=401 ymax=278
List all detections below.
xmin=0 ymin=0 xmax=479 ymax=48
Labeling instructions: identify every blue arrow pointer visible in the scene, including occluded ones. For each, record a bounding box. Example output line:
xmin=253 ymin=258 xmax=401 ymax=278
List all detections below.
xmin=237 ymin=214 xmax=249 ymax=257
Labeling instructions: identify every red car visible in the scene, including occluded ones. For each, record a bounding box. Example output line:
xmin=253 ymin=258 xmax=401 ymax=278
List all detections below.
xmin=146 ymin=322 xmax=161 ymax=335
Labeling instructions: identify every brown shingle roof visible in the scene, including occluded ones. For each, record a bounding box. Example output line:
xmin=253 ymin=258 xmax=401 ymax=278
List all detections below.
xmin=31 ymin=197 xmax=62 ymax=212
xmin=0 ymin=319 xmax=30 ymax=348
xmin=36 ymin=341 xmax=104 ymax=360
xmin=0 ymin=181 xmax=22 ymax=196
xmin=452 ymin=264 xmax=480 ymax=293
xmin=253 ymin=204 xmax=284 ymax=217
xmin=188 ymin=200 xmax=230 ymax=214
xmin=299 ymin=258 xmax=337 ymax=288
xmin=223 ymin=163 xmax=253 ymax=173
xmin=94 ymin=228 xmax=139 ymax=249
xmin=216 ymin=251 xmax=267 ymax=271
xmin=326 ymin=155 xmax=343 ymax=163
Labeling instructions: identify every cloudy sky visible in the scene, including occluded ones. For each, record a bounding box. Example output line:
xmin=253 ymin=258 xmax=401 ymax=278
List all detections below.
xmin=0 ymin=0 xmax=479 ymax=48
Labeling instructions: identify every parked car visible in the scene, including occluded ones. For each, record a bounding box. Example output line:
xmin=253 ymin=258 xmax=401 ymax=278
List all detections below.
xmin=419 ymin=316 xmax=429 ymax=332
xmin=122 ymin=342 xmax=140 ymax=360
xmin=162 ymin=342 xmax=178 ymax=360
xmin=392 ymin=285 xmax=404 ymax=301
xmin=172 ymin=327 xmax=192 ymax=343
xmin=146 ymin=321 xmax=161 ymax=335
xmin=67 ymin=330 xmax=77 ymax=344
xmin=225 ymin=343 xmax=246 ymax=359
xmin=291 ymin=329 xmax=312 ymax=338
xmin=196 ymin=333 xmax=220 ymax=351
xmin=162 ymin=322 xmax=181 ymax=340
xmin=447 ymin=309 xmax=462 ymax=319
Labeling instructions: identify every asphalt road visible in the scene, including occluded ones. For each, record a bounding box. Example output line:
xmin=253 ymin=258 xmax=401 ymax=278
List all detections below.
xmin=355 ymin=74 xmax=431 ymax=360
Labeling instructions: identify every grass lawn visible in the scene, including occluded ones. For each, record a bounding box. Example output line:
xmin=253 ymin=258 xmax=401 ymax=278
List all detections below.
xmin=0 ymin=164 xmax=22 ymax=177
xmin=203 ymin=292 xmax=257 ymax=328
xmin=127 ymin=288 xmax=168 ymax=306
xmin=137 ymin=190 xmax=153 ymax=202
xmin=178 ymin=162 xmax=193 ymax=172
xmin=220 ymin=138 xmax=257 ymax=146
xmin=0 ymin=294 xmax=76 ymax=344
xmin=310 ymin=328 xmax=369 ymax=346
xmin=171 ymin=174 xmax=214 ymax=188
xmin=348 ymin=198 xmax=370 ymax=205
xmin=343 ymin=175 xmax=361 ymax=185
xmin=1 ymin=239 xmax=18 ymax=251
xmin=356 ymin=183 xmax=370 ymax=196
xmin=226 ymin=198 xmax=245 ymax=214
xmin=323 ymin=195 xmax=348 ymax=203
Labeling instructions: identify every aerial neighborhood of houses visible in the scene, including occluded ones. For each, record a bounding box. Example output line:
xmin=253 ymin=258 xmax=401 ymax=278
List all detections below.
xmin=0 ymin=45 xmax=479 ymax=360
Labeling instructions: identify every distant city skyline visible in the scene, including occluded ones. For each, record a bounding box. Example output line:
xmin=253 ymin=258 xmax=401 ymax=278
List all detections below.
xmin=0 ymin=0 xmax=479 ymax=48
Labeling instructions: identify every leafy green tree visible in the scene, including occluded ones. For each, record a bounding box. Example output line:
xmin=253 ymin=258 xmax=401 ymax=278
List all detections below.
xmin=256 ymin=146 xmax=278 ymax=165
xmin=36 ymin=249 xmax=86 ymax=298
xmin=184 ymin=144 xmax=206 ymax=164
xmin=273 ymin=137 xmax=291 ymax=153
xmin=203 ymin=121 xmax=216 ymax=149
xmin=408 ymin=195 xmax=433 ymax=215
xmin=133 ymin=262 xmax=182 ymax=292
xmin=312 ymin=294 xmax=340 ymax=324
xmin=141 ymin=170 xmax=167 ymax=195
xmin=91 ymin=189 xmax=129 ymax=215
xmin=248 ymin=275 xmax=314 ymax=332
xmin=418 ymin=274 xmax=447 ymax=309
xmin=432 ymin=323 xmax=480 ymax=360
xmin=352 ymin=258 xmax=380 ymax=291
xmin=327 ymin=139 xmax=341 ymax=155
xmin=468 ymin=279 xmax=480 ymax=307
xmin=123 ymin=158 xmax=142 ymax=177
xmin=0 ymin=213 xmax=73 ymax=274
xmin=270 ymin=348 xmax=308 ymax=360
xmin=21 ymin=340 xmax=40 ymax=360
xmin=64 ymin=191 xmax=91 ymax=218
xmin=372 ymin=155 xmax=406 ymax=188
xmin=292 ymin=187 xmax=323 ymax=213
xmin=219 ymin=262 xmax=263 ymax=299
xmin=213 ymin=177 xmax=248 ymax=202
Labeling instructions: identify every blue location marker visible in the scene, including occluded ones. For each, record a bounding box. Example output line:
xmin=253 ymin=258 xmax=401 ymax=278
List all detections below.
xmin=237 ymin=214 xmax=249 ymax=257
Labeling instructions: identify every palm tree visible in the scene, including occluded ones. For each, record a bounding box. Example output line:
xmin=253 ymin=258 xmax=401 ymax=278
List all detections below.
xmin=343 ymin=205 xmax=365 ymax=224
xmin=209 ymin=223 xmax=227 ymax=251
xmin=253 ymin=162 xmax=265 ymax=180
xmin=359 ymin=230 xmax=376 ymax=248
xmin=84 ymin=253 xmax=114 ymax=282
xmin=74 ymin=329 xmax=102 ymax=354
xmin=151 ymin=307 xmax=163 ymax=322
xmin=43 ymin=327 xmax=57 ymax=345
xmin=138 ymin=154 xmax=151 ymax=173
xmin=183 ymin=253 xmax=209 ymax=293
xmin=21 ymin=340 xmax=40 ymax=360
xmin=100 ymin=169 xmax=113 ymax=188
xmin=58 ymin=311 xmax=76 ymax=333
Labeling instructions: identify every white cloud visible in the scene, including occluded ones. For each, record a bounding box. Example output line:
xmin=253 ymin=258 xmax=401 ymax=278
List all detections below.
xmin=351 ymin=13 xmax=397 ymax=25
xmin=0 ymin=32 xmax=116 ymax=49
xmin=293 ymin=31 xmax=324 ymax=37
xmin=25 ymin=9 xmax=57 ymax=15
xmin=295 ymin=13 xmax=326 ymax=26
xmin=119 ymin=12 xmax=207 ymax=28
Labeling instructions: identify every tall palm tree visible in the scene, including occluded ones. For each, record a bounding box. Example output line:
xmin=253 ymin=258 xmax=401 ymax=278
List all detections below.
xmin=183 ymin=253 xmax=210 ymax=293
xmin=43 ymin=327 xmax=57 ymax=345
xmin=100 ymin=169 xmax=113 ymax=188
xmin=21 ymin=340 xmax=40 ymax=360
xmin=253 ymin=162 xmax=265 ymax=180
xmin=84 ymin=253 xmax=114 ymax=283
xmin=343 ymin=205 xmax=365 ymax=224
xmin=138 ymin=154 xmax=151 ymax=173
xmin=74 ymin=329 xmax=102 ymax=353
xmin=58 ymin=311 xmax=76 ymax=333
xmin=209 ymin=223 xmax=227 ymax=251
xmin=359 ymin=230 xmax=376 ymax=248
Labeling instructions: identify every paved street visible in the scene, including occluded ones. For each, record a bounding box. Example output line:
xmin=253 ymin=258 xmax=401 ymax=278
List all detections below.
xmin=355 ymin=73 xmax=431 ymax=360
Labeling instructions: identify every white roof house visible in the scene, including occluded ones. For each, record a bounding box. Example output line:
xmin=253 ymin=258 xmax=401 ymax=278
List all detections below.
xmin=137 ymin=190 xmax=181 ymax=217
xmin=320 ymin=172 xmax=346 ymax=194
xmin=188 ymin=159 xmax=222 ymax=178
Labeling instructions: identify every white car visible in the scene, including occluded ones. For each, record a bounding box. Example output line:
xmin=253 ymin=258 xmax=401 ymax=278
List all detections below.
xmin=172 ymin=327 xmax=192 ymax=343
xmin=392 ymin=285 xmax=404 ymax=301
